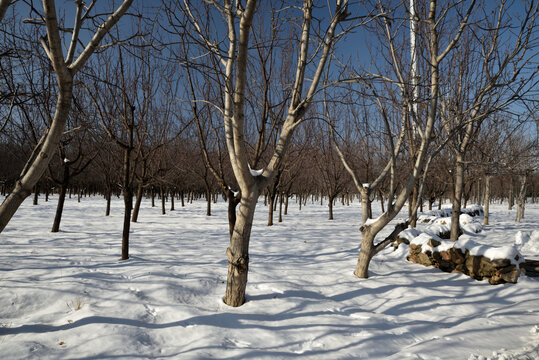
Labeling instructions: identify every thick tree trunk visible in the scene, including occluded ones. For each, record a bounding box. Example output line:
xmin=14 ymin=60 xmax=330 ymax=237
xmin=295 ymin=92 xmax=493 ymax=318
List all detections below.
xmin=131 ymin=183 xmax=143 ymax=222
xmin=224 ymin=189 xmax=258 ymax=307
xmin=360 ymin=188 xmax=371 ymax=225
xmin=226 ymin=189 xmax=240 ymax=238
xmin=0 ymin=79 xmax=73 ymax=233
xmin=483 ymin=174 xmax=491 ymax=225
xmin=354 ymin=229 xmax=375 ymax=278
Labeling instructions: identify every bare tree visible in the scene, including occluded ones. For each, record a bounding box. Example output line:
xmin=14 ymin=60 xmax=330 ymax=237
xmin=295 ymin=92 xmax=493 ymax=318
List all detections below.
xmin=331 ymin=0 xmax=476 ymax=278
xmin=173 ymin=0 xmax=351 ymax=306
xmin=0 ymin=0 xmax=134 ymax=233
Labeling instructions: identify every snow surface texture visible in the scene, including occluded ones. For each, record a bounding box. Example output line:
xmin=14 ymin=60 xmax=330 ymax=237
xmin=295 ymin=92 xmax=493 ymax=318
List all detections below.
xmin=0 ymin=196 xmax=538 ymax=359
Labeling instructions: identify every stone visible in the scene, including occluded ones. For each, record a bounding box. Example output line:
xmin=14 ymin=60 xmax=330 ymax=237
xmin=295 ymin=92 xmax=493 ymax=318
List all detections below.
xmin=427 ymin=238 xmax=441 ymax=248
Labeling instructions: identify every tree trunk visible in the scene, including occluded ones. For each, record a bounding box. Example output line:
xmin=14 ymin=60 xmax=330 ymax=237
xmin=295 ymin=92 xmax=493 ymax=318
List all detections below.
xmin=508 ymin=179 xmax=514 ymax=210
xmin=328 ymin=195 xmax=334 ymax=220
xmin=51 ymin=164 xmax=70 ymax=232
xmin=161 ymin=185 xmax=166 ymax=215
xmin=226 ymin=189 xmax=240 ymax=238
xmin=360 ymin=188 xmax=371 ymax=225
xmin=0 ymin=78 xmax=73 ymax=233
xmin=224 ymin=189 xmax=258 ymax=307
xmin=450 ymin=157 xmax=464 ymax=241
xmin=170 ymin=190 xmax=175 ymax=211
xmin=284 ymin=193 xmax=289 ymax=215
xmin=181 ymin=190 xmax=185 ymax=207
xmin=105 ymin=187 xmax=111 ymax=216
xmin=278 ymin=192 xmax=283 ymax=223
xmin=205 ymin=186 xmax=211 ymax=216
xmin=483 ymin=174 xmax=491 ymax=226
xmin=354 ymin=229 xmax=375 ymax=278
xmin=33 ymin=184 xmax=39 ymax=205
xmin=131 ymin=183 xmax=143 ymax=222
xmin=410 ymin=184 xmax=418 ymax=227
xmin=516 ymin=174 xmax=527 ymax=222
xmin=267 ymin=194 xmax=274 ymax=226
xmin=121 ymin=145 xmax=133 ymax=261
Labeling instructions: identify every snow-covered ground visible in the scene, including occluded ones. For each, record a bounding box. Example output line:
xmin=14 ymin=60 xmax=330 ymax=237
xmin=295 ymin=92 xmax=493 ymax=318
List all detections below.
xmin=0 ymin=195 xmax=538 ymax=359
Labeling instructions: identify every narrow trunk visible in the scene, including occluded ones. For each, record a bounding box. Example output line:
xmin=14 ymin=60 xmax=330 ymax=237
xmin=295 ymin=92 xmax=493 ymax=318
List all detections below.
xmin=224 ymin=189 xmax=258 ymax=307
xmin=51 ymin=164 xmax=70 ymax=233
xmin=450 ymin=157 xmax=464 ymax=241
xmin=151 ymin=187 xmax=155 ymax=207
xmin=284 ymin=193 xmax=289 ymax=215
xmin=267 ymin=193 xmax=274 ymax=226
xmin=121 ymin=144 xmax=132 ymax=261
xmin=483 ymin=175 xmax=491 ymax=226
xmin=33 ymin=184 xmax=39 ymax=205
xmin=328 ymin=195 xmax=334 ymax=220
xmin=516 ymin=174 xmax=527 ymax=222
xmin=105 ymin=188 xmax=111 ymax=216
xmin=51 ymin=184 xmax=67 ymax=232
xmin=410 ymin=184 xmax=418 ymax=227
xmin=170 ymin=190 xmax=175 ymax=211
xmin=161 ymin=185 xmax=166 ymax=215
xmin=205 ymin=186 xmax=211 ymax=216
xmin=379 ymin=191 xmax=385 ymax=213
xmin=181 ymin=190 xmax=185 ymax=207
xmin=508 ymin=180 xmax=514 ymax=210
xmin=131 ymin=183 xmax=143 ymax=222
xmin=278 ymin=192 xmax=283 ymax=223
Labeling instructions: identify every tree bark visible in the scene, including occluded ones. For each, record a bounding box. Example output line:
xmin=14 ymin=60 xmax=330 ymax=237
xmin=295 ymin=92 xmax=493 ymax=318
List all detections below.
xmin=105 ymin=187 xmax=111 ymax=216
xmin=278 ymin=192 xmax=283 ymax=223
xmin=131 ymin=182 xmax=143 ymax=222
xmin=161 ymin=185 xmax=166 ymax=215
xmin=51 ymin=164 xmax=70 ymax=232
xmin=450 ymin=155 xmax=464 ymax=241
xmin=516 ymin=174 xmax=527 ymax=222
xmin=0 ymin=79 xmax=73 ymax=232
xmin=224 ymin=189 xmax=258 ymax=307
xmin=483 ymin=174 xmax=490 ymax=225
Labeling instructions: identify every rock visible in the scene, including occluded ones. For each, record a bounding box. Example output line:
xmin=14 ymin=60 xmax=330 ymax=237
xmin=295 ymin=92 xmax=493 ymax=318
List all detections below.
xmin=428 ymin=239 xmax=441 ymax=248
xmin=408 ymin=245 xmax=523 ymax=284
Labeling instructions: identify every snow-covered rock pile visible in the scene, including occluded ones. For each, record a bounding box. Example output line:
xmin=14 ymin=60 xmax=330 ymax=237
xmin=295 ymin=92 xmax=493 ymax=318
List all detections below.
xmin=395 ymin=206 xmax=525 ymax=284
xmin=407 ymin=236 xmax=524 ymax=285
xmin=417 ymin=204 xmax=484 ymax=224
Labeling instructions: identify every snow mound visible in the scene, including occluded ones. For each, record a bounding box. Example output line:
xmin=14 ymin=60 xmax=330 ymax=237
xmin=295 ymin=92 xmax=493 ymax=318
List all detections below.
xmin=515 ymin=230 xmax=539 ymax=255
